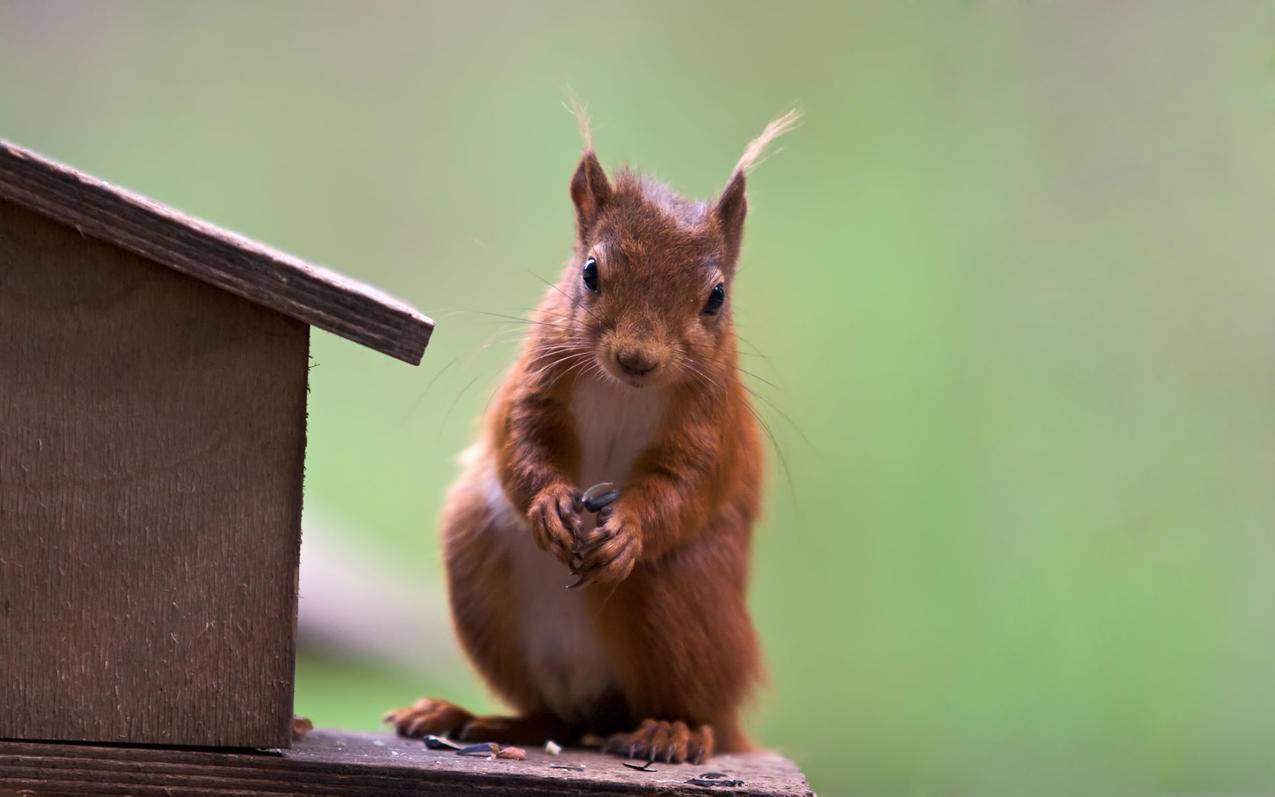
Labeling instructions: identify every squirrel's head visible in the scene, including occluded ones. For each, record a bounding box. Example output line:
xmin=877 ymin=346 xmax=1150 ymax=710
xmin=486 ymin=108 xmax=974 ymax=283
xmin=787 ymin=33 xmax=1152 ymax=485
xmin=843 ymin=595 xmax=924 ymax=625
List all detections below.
xmin=551 ymin=104 xmax=799 ymax=390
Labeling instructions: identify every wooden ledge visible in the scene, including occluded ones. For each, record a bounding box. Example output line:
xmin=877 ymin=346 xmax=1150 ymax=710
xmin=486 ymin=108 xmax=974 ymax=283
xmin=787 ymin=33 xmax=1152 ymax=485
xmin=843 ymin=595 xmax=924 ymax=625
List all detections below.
xmin=0 ymin=729 xmax=815 ymax=796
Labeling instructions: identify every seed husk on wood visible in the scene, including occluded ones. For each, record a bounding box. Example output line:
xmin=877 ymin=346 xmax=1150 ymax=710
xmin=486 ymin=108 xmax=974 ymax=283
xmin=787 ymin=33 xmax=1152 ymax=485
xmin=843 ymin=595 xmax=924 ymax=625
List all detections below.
xmin=423 ymin=735 xmax=463 ymax=751
xmin=688 ymin=771 xmax=746 ymax=787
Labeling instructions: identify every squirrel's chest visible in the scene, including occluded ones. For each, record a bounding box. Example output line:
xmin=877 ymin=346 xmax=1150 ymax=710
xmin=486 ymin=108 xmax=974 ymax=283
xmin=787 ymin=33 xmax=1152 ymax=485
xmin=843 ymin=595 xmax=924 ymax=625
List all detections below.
xmin=568 ymin=377 xmax=667 ymax=490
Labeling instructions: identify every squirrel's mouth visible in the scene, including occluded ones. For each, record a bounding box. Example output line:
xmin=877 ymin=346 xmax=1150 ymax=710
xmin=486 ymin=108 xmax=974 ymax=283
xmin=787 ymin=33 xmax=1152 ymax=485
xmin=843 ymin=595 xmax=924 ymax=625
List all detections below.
xmin=597 ymin=356 xmax=661 ymax=390
xmin=605 ymin=368 xmax=653 ymax=390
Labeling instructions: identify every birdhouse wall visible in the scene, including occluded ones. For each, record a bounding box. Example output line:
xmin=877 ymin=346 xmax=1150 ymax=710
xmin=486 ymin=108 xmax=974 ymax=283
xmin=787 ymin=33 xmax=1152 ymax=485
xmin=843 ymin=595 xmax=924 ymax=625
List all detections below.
xmin=0 ymin=199 xmax=309 ymax=749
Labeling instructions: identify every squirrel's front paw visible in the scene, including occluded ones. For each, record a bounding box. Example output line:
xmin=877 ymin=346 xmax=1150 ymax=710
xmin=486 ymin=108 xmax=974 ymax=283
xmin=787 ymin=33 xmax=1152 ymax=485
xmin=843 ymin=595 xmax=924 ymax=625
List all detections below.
xmin=529 ymin=483 xmax=581 ymax=566
xmin=572 ymin=505 xmax=642 ymax=587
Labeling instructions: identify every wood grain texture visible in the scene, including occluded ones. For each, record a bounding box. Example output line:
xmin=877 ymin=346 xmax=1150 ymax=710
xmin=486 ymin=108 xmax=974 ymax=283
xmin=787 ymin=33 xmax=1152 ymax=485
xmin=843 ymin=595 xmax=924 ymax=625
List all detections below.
xmin=0 ymin=199 xmax=308 ymax=748
xmin=0 ymin=730 xmax=816 ymax=796
xmin=0 ymin=138 xmax=432 ymax=365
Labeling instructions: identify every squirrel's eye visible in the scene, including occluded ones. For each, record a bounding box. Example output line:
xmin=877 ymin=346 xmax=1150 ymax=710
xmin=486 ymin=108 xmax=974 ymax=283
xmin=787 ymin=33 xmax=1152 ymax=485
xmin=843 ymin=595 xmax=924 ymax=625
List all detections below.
xmin=701 ymin=282 xmax=726 ymax=316
xmin=582 ymin=257 xmax=599 ymax=293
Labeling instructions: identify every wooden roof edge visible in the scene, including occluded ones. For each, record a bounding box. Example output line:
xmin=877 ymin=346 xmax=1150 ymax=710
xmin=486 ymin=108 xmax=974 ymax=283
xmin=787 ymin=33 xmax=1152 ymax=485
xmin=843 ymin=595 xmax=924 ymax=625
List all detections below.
xmin=0 ymin=138 xmax=434 ymax=365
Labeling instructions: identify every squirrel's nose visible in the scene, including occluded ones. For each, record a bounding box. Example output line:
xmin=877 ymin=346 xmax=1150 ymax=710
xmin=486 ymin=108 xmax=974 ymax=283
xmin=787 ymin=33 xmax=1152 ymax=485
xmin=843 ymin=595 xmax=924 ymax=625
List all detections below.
xmin=616 ymin=349 xmax=659 ymax=377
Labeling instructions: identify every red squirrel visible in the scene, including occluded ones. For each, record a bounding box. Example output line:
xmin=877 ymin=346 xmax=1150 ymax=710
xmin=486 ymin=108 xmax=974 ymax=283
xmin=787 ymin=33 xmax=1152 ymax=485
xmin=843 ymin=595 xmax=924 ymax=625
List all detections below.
xmin=385 ymin=106 xmax=799 ymax=764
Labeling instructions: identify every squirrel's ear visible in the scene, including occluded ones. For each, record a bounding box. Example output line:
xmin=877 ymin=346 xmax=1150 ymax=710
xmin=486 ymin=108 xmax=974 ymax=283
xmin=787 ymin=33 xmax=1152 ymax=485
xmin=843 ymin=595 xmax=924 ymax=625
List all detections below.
xmin=715 ymin=170 xmax=747 ymax=263
xmin=570 ymin=151 xmax=611 ymax=234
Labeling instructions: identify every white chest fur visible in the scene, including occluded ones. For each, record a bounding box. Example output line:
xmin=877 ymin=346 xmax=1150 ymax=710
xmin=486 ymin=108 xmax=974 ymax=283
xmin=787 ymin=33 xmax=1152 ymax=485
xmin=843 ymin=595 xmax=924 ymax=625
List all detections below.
xmin=569 ymin=376 xmax=668 ymax=491
xmin=478 ymin=377 xmax=666 ymax=722
xmin=483 ymin=466 xmax=612 ymax=722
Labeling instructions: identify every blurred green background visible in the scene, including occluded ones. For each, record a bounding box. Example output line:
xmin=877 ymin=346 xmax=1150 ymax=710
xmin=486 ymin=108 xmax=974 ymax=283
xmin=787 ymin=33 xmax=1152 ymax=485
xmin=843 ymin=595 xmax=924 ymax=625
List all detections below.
xmin=3 ymin=2 xmax=1273 ymax=794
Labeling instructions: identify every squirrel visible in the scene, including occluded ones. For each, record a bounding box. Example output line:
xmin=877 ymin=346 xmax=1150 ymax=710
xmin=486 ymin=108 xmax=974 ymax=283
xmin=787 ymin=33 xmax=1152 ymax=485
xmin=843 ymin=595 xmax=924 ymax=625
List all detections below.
xmin=385 ymin=105 xmax=799 ymax=764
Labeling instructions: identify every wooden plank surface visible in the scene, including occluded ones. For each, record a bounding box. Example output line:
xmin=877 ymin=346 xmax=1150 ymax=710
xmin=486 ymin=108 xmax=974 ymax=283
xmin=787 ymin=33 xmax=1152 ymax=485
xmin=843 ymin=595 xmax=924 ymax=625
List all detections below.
xmin=0 ymin=199 xmax=308 ymax=748
xmin=0 ymin=730 xmax=816 ymax=796
xmin=0 ymin=138 xmax=432 ymax=365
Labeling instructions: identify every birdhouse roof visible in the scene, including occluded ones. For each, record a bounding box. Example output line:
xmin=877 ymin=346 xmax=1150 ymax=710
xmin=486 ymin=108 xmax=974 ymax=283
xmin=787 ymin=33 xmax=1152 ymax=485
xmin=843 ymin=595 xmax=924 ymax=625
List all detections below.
xmin=0 ymin=138 xmax=432 ymax=365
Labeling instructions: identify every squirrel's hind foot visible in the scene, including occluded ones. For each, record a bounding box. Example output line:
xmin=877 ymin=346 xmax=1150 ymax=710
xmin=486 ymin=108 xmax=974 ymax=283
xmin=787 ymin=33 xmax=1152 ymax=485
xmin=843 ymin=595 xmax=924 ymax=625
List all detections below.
xmin=383 ymin=696 xmax=474 ymax=738
xmin=384 ymin=698 xmax=575 ymax=746
xmin=603 ymin=718 xmax=714 ymax=764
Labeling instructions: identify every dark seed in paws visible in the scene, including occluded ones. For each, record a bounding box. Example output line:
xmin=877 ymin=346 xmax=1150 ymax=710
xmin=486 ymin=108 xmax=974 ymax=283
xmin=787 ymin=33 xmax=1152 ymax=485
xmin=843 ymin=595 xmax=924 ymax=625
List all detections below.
xmin=583 ymin=489 xmax=620 ymax=512
xmin=581 ymin=482 xmax=620 ymax=512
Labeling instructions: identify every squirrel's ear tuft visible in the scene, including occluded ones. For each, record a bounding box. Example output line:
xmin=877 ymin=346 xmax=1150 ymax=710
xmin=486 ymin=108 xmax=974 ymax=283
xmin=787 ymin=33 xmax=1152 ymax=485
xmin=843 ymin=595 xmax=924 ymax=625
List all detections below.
xmin=715 ymin=108 xmax=801 ymax=263
xmin=715 ymin=170 xmax=747 ymax=263
xmin=570 ymin=150 xmax=611 ymax=233
xmin=732 ymin=108 xmax=801 ymax=174
xmin=565 ymin=92 xmax=611 ymax=234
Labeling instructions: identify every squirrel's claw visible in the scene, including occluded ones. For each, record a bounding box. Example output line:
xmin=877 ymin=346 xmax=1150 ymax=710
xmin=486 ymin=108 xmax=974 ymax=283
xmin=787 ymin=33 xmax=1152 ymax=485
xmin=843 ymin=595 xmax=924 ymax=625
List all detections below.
xmin=530 ymin=484 xmax=582 ymax=568
xmin=569 ymin=526 xmax=639 ymax=588
xmin=574 ymin=523 xmax=616 ymax=560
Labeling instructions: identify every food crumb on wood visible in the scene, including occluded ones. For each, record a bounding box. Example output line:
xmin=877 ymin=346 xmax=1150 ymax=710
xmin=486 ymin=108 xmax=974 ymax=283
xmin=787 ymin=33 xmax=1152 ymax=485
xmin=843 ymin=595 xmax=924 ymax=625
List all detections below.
xmin=290 ymin=716 xmax=313 ymax=740
xmin=455 ymin=741 xmax=525 ymax=760
xmin=544 ymin=740 xmax=563 ymax=755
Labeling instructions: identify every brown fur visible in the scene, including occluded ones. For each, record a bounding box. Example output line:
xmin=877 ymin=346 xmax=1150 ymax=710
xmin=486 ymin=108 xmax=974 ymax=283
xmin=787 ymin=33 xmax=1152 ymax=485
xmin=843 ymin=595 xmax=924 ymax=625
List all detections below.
xmin=386 ymin=108 xmax=797 ymax=763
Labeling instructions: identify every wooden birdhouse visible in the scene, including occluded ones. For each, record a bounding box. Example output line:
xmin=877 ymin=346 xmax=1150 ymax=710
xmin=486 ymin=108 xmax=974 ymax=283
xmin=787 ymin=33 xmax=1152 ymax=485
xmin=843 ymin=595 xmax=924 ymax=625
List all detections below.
xmin=0 ymin=139 xmax=433 ymax=750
